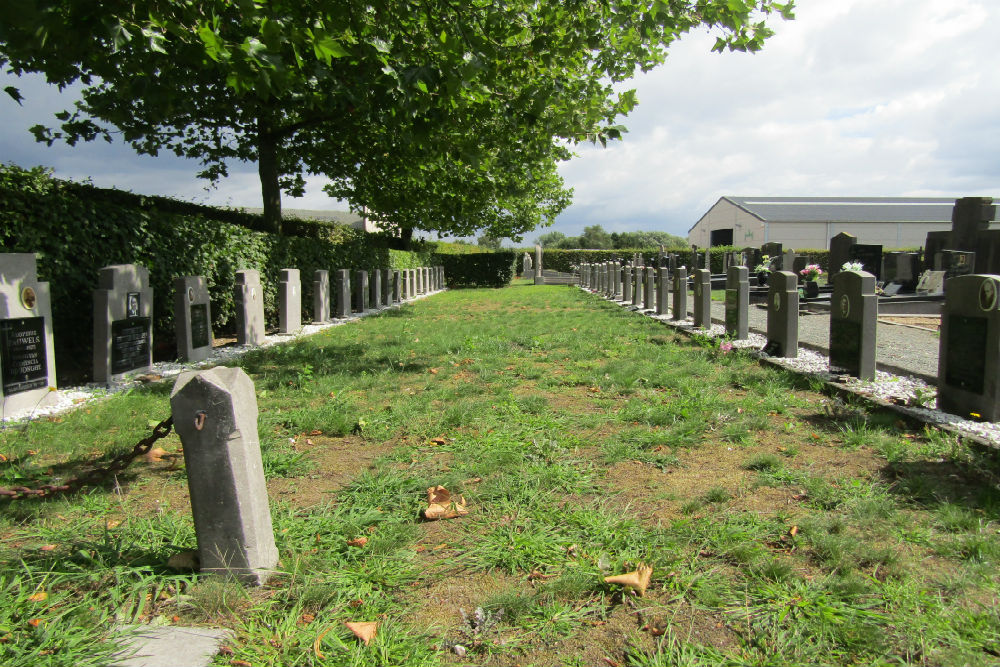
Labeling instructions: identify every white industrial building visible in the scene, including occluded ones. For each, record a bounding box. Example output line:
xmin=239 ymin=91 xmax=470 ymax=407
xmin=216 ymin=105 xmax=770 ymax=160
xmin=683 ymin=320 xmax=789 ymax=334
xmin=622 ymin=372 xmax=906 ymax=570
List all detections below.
xmin=686 ymin=196 xmax=997 ymax=249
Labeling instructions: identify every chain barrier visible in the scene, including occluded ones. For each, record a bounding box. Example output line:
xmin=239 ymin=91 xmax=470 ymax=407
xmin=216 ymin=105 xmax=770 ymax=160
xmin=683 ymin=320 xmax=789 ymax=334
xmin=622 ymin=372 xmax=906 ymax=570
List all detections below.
xmin=0 ymin=416 xmax=174 ymax=500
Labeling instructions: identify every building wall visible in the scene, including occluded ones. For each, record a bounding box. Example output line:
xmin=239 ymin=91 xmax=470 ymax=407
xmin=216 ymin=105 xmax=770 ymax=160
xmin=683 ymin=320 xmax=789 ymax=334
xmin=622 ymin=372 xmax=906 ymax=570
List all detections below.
xmin=688 ymin=199 xmax=765 ymax=247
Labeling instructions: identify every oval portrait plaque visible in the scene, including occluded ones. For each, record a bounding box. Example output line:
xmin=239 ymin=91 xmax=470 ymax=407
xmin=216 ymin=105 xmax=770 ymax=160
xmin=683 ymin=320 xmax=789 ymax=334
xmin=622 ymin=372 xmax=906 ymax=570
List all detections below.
xmin=839 ymin=294 xmax=851 ymax=319
xmin=979 ymin=279 xmax=997 ymax=312
xmin=20 ymin=286 xmax=36 ymax=310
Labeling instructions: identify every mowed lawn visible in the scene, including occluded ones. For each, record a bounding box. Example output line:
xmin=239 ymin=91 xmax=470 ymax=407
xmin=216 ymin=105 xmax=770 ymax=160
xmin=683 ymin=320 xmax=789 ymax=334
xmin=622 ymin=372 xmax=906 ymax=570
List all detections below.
xmin=1 ymin=284 xmax=999 ymax=666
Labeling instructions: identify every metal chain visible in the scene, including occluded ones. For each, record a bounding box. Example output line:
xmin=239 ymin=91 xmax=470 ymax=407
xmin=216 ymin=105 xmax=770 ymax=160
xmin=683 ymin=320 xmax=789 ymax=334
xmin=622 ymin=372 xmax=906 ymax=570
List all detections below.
xmin=0 ymin=416 xmax=174 ymax=500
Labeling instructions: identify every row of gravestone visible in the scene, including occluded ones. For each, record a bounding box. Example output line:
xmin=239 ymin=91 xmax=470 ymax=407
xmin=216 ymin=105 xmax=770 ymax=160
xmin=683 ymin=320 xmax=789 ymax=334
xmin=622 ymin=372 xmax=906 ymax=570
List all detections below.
xmin=580 ymin=260 xmax=1000 ymax=422
xmin=0 ymin=253 xmax=443 ymax=414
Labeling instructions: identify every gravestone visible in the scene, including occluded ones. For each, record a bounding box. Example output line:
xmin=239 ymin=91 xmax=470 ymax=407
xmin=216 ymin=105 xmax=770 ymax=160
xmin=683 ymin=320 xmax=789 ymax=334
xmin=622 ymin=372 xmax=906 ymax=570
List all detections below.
xmin=923 ymin=231 xmax=951 ymax=274
xmin=689 ymin=246 xmax=699 ymax=271
xmin=170 ymin=367 xmax=278 ymax=585
xmin=792 ymin=256 xmax=808 ymax=276
xmin=174 ymin=276 xmax=213 ymax=363
xmin=657 ymin=267 xmax=669 ymax=315
xmin=0 ymin=253 xmax=57 ymax=415
xmin=829 ymin=270 xmax=877 ymax=380
xmin=382 ymin=268 xmax=392 ymax=306
xmin=973 ymin=230 xmax=1000 ymax=275
xmin=704 ymin=250 xmax=711 ymax=272
xmin=523 ymin=253 xmax=533 ymax=277
xmin=235 ymin=270 xmax=265 ymax=345
xmin=764 ymin=271 xmax=798 ymax=358
xmin=782 ymin=250 xmax=797 ymax=273
xmin=335 ymin=270 xmax=351 ymax=318
xmin=534 ymin=246 xmax=544 ymax=285
xmin=354 ymin=270 xmax=369 ymax=313
xmin=369 ymin=268 xmax=382 ymax=309
xmin=760 ymin=242 xmax=783 ymax=265
xmin=744 ymin=247 xmax=761 ymax=274
xmin=392 ymin=270 xmax=402 ymax=303
xmin=829 ymin=232 xmax=857 ymax=282
xmin=668 ymin=253 xmax=678 ymax=272
xmin=622 ymin=266 xmax=633 ymax=303
xmin=672 ymin=267 xmax=688 ymax=321
xmin=692 ymin=269 xmax=711 ymax=329
xmin=277 ymin=269 xmax=301 ymax=335
xmin=725 ymin=266 xmax=749 ymax=340
xmin=915 ymin=270 xmax=946 ymax=295
xmin=312 ymin=270 xmax=330 ymax=324
xmin=94 ymin=264 xmax=152 ymax=383
xmin=613 ymin=264 xmax=622 ymax=299
xmin=645 ymin=266 xmax=655 ymax=310
xmin=632 ymin=266 xmax=643 ymax=307
xmin=937 ymin=274 xmax=1000 ymax=420
xmin=937 ymin=250 xmax=976 ymax=279
xmin=848 ymin=244 xmax=883 ymax=280
xmin=407 ymin=269 xmax=416 ymax=299
xmin=951 ymin=196 xmax=995 ymax=251
xmin=882 ymin=252 xmax=920 ymax=291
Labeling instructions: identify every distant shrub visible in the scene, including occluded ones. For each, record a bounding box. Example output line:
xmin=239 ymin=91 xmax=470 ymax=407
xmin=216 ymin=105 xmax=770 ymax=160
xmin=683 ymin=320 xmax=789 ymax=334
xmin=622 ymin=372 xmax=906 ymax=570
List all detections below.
xmin=435 ymin=251 xmax=516 ymax=288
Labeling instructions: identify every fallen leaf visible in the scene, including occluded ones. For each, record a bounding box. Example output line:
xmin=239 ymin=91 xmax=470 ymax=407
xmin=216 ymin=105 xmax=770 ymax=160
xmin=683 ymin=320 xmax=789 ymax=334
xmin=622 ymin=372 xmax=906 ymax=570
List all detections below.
xmin=28 ymin=619 xmax=43 ymax=627
xmin=106 ymin=520 xmax=120 ymax=529
xmin=347 ymin=537 xmax=368 ymax=547
xmin=218 ymin=646 xmax=234 ymax=656
xmin=429 ymin=368 xmax=438 ymax=374
xmin=28 ymin=591 xmax=47 ymax=602
xmin=305 ymin=439 xmax=314 ymax=446
xmin=142 ymin=447 xmax=169 ymax=463
xmin=423 ymin=485 xmax=469 ymax=520
xmin=309 ymin=430 xmax=322 ymax=436
xmin=345 ymin=621 xmax=378 ymax=646
xmin=602 ymin=657 xmax=621 ymax=667
xmin=429 ymin=437 xmax=446 ymax=446
xmin=231 ymin=660 xmax=252 ymax=667
xmin=167 ymin=551 xmax=199 ymax=571
xmin=300 ymin=613 xmax=315 ymax=625
xmin=39 ymin=544 xmax=56 ymax=552
xmin=349 ymin=598 xmax=364 ymax=608
xmin=604 ymin=563 xmax=653 ymax=596
xmin=0 ymin=453 xmax=6 ymax=462
xmin=135 ymin=373 xmax=162 ymax=383
xmin=788 ymin=525 xmax=799 ymax=537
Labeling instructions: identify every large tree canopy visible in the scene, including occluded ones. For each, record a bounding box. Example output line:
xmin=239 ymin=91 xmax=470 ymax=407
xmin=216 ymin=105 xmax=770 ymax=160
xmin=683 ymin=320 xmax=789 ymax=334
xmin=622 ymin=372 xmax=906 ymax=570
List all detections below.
xmin=0 ymin=1 xmax=793 ymax=238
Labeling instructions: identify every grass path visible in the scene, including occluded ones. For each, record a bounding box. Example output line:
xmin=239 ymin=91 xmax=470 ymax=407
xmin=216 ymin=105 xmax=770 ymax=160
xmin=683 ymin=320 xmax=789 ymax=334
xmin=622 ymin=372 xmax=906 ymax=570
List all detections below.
xmin=1 ymin=284 xmax=998 ymax=666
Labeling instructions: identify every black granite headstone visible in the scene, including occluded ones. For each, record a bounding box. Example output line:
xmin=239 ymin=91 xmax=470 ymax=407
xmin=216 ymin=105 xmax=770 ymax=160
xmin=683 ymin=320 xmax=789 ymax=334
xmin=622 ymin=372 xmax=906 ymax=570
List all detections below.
xmin=0 ymin=317 xmax=48 ymax=396
xmin=110 ymin=317 xmax=152 ymax=375
xmin=848 ymin=244 xmax=882 ymax=280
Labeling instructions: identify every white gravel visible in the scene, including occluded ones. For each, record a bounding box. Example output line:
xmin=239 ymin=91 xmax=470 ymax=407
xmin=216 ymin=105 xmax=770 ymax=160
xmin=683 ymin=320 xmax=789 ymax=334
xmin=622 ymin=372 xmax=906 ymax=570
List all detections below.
xmin=1 ymin=291 xmax=442 ymax=426
xmin=585 ymin=285 xmax=1000 ymax=447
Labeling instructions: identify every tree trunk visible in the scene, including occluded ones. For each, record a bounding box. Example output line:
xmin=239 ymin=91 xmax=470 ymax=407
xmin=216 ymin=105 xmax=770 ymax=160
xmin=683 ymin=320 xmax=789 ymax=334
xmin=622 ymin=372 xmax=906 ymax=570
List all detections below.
xmin=257 ymin=119 xmax=282 ymax=234
xmin=399 ymin=227 xmax=414 ymax=250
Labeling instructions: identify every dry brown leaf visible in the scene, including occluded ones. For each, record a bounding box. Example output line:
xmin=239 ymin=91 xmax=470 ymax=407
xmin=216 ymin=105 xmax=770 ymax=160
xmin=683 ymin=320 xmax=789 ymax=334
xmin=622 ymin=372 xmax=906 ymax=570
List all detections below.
xmin=429 ymin=368 xmax=438 ymax=374
xmin=347 ymin=537 xmax=368 ymax=547
xmin=345 ymin=621 xmax=378 ymax=646
xmin=230 ymin=660 xmax=252 ymax=667
xmin=349 ymin=598 xmax=364 ymax=608
xmin=429 ymin=437 xmax=446 ymax=446
xmin=0 ymin=453 xmax=6 ymax=462
xmin=788 ymin=525 xmax=799 ymax=537
xmin=142 ymin=447 xmax=169 ymax=463
xmin=423 ymin=485 xmax=469 ymax=520
xmin=309 ymin=430 xmax=323 ymax=436
xmin=28 ymin=619 xmax=42 ymax=628
xmin=28 ymin=591 xmax=47 ymax=602
xmin=39 ymin=544 xmax=56 ymax=552
xmin=604 ymin=563 xmax=653 ymax=596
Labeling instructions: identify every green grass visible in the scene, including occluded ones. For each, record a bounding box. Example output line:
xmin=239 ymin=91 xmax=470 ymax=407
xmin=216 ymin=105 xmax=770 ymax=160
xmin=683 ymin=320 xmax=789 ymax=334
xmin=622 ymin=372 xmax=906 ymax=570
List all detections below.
xmin=1 ymin=284 xmax=999 ymax=666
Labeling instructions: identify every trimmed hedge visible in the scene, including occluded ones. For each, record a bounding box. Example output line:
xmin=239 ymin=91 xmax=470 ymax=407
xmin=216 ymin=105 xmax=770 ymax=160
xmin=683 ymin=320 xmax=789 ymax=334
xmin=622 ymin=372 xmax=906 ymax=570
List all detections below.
xmin=0 ymin=164 xmax=422 ymax=382
xmin=435 ymin=251 xmax=516 ymax=288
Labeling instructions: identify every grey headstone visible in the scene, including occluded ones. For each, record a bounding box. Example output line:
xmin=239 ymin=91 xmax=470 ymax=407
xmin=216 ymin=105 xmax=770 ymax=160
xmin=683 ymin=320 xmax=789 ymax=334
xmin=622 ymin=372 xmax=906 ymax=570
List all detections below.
xmin=170 ymin=367 xmax=278 ymax=585
xmin=937 ymin=274 xmax=1000 ymax=420
xmin=174 ymin=276 xmax=213 ymax=363
xmin=523 ymin=252 xmax=533 ymax=277
xmin=915 ymin=270 xmax=946 ymax=295
xmin=0 ymin=253 xmax=57 ymax=415
xmin=354 ymin=270 xmax=369 ymax=313
xmin=235 ymin=269 xmax=265 ymax=346
xmin=792 ymin=255 xmax=808 ymax=276
xmin=672 ymin=267 xmax=688 ymax=321
xmin=657 ymin=267 xmax=669 ymax=315
xmin=94 ymin=264 xmax=152 ymax=383
xmin=923 ymin=231 xmax=951 ymax=273
xmin=313 ymin=270 xmax=330 ymax=324
xmin=334 ymin=269 xmax=351 ymax=318
xmin=704 ymin=250 xmax=711 ymax=272
xmin=393 ymin=270 xmax=402 ymax=303
xmin=644 ymin=266 xmax=655 ymax=310
xmin=830 ymin=270 xmax=877 ymax=380
xmin=760 ymin=242 xmax=783 ymax=265
xmin=632 ymin=266 xmax=643 ymax=307
xmin=277 ymin=269 xmax=301 ymax=335
xmin=692 ymin=269 xmax=711 ymax=329
xmin=112 ymin=625 xmax=233 ymax=667
xmin=534 ymin=245 xmax=544 ymax=285
xmin=781 ymin=250 xmax=797 ymax=272
xmin=622 ymin=266 xmax=633 ymax=303
xmin=882 ymin=252 xmax=920 ymax=290
xmin=369 ymin=268 xmax=382 ymax=309
xmin=848 ymin=244 xmax=883 ymax=281
xmin=765 ymin=271 xmax=798 ymax=358
xmin=725 ymin=266 xmax=749 ymax=340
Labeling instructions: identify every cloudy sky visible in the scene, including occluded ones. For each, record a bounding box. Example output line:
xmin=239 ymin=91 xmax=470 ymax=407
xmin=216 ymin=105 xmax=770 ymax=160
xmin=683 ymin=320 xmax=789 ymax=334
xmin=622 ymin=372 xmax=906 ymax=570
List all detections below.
xmin=2 ymin=0 xmax=998 ymax=241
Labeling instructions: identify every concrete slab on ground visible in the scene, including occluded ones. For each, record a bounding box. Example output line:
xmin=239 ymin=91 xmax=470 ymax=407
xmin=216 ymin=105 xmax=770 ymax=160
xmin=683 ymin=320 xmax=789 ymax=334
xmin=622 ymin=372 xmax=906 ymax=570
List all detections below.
xmin=112 ymin=626 xmax=233 ymax=667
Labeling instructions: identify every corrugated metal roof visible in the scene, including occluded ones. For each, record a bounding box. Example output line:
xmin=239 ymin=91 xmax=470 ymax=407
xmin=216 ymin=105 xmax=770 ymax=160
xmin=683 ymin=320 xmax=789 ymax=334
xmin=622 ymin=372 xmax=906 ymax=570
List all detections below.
xmin=724 ymin=196 xmax=978 ymax=224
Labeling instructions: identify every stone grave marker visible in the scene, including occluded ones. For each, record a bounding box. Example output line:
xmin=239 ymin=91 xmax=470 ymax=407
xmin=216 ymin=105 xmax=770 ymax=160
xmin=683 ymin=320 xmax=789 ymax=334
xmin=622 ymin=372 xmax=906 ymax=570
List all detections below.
xmin=915 ymin=270 xmax=946 ymax=295
xmin=937 ymin=274 xmax=1000 ymax=420
xmin=829 ymin=232 xmax=856 ymax=282
xmin=937 ymin=250 xmax=976 ymax=280
xmin=170 ymin=367 xmax=278 ymax=585
xmin=848 ymin=244 xmax=883 ymax=280
xmin=829 ymin=270 xmax=877 ymax=380
xmin=657 ymin=267 xmax=669 ymax=315
xmin=781 ymin=250 xmax=797 ymax=272
xmin=725 ymin=266 xmax=749 ymax=340
xmin=312 ymin=270 xmax=330 ymax=324
xmin=393 ymin=270 xmax=402 ymax=303
xmin=334 ymin=269 xmax=351 ymax=318
xmin=523 ymin=252 xmax=533 ymax=277
xmin=534 ymin=246 xmax=544 ymax=285
xmin=277 ymin=269 xmax=301 ymax=335
xmin=369 ymin=268 xmax=382 ymax=309
xmin=923 ymin=231 xmax=951 ymax=274
xmin=382 ymin=268 xmax=393 ymax=305
xmin=703 ymin=250 xmax=711 ymax=271
xmin=760 ymin=242 xmax=783 ymax=264
xmin=951 ymin=196 xmax=995 ymax=251
xmin=693 ymin=269 xmax=711 ymax=328
xmin=0 ymin=253 xmax=57 ymax=415
xmin=235 ymin=269 xmax=265 ymax=346
xmin=764 ymin=271 xmax=798 ymax=358
xmin=632 ymin=266 xmax=643 ymax=307
xmin=622 ymin=266 xmax=633 ymax=303
xmin=672 ymin=267 xmax=688 ymax=321
xmin=792 ymin=255 xmax=808 ymax=276
xmin=94 ymin=264 xmax=152 ymax=383
xmin=644 ymin=266 xmax=655 ymax=310
xmin=354 ymin=270 xmax=369 ymax=313
xmin=174 ymin=276 xmax=213 ymax=363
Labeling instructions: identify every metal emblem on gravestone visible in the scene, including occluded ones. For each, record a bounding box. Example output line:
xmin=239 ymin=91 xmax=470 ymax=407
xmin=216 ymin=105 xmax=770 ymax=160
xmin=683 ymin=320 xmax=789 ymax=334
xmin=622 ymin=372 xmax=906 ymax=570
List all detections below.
xmin=20 ymin=286 xmax=36 ymax=309
xmin=773 ymin=292 xmax=781 ymax=311
xmin=979 ymin=279 xmax=997 ymax=312
xmin=839 ymin=294 xmax=851 ymax=319
xmin=188 ymin=287 xmax=196 ymax=303
xmin=127 ymin=292 xmax=140 ymax=318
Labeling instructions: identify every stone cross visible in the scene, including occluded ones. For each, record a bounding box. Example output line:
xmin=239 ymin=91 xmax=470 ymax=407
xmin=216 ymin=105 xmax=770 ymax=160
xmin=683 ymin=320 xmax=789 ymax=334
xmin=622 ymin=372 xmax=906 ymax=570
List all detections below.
xmin=672 ymin=267 xmax=688 ymax=321
xmin=725 ymin=266 xmax=749 ymax=340
xmin=313 ymin=270 xmax=330 ymax=324
xmin=235 ymin=269 xmax=265 ymax=346
xmin=0 ymin=253 xmax=57 ymax=415
xmin=334 ymin=269 xmax=351 ymax=318
xmin=277 ymin=269 xmax=301 ymax=335
xmin=693 ymin=269 xmax=712 ymax=329
xmin=174 ymin=276 xmax=213 ymax=363
xmin=170 ymin=367 xmax=278 ymax=585
xmin=534 ymin=246 xmax=544 ymax=285
xmin=94 ymin=264 xmax=152 ymax=383
xmin=765 ymin=271 xmax=798 ymax=358
xmin=830 ymin=270 xmax=877 ymax=380
xmin=937 ymin=274 xmax=1000 ymax=420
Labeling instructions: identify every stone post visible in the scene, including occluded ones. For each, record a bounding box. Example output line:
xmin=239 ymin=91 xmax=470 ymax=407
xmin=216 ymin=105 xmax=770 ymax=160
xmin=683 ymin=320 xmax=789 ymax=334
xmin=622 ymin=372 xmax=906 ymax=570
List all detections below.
xmin=369 ymin=268 xmax=382 ymax=309
xmin=94 ymin=264 xmax=153 ymax=382
xmin=313 ymin=270 xmax=330 ymax=324
xmin=174 ymin=276 xmax=213 ymax=362
xmin=235 ymin=270 xmax=265 ymax=346
xmin=725 ymin=266 xmax=749 ymax=340
xmin=392 ymin=270 xmax=402 ymax=303
xmin=632 ymin=266 xmax=643 ymax=307
xmin=623 ymin=266 xmax=633 ymax=303
xmin=170 ymin=367 xmax=278 ymax=585
xmin=534 ymin=245 xmax=544 ymax=285
xmin=334 ymin=269 xmax=351 ymax=319
xmin=693 ymin=269 xmax=711 ymax=329
xmin=657 ymin=267 xmax=669 ymax=315
xmin=354 ymin=270 xmax=369 ymax=313
xmin=672 ymin=267 xmax=687 ymax=321
xmin=830 ymin=270 xmax=877 ymax=380
xmin=614 ymin=264 xmax=622 ymax=299
xmin=644 ymin=266 xmax=655 ymax=311
xmin=765 ymin=271 xmax=799 ymax=358
xmin=277 ymin=268 xmax=301 ymax=335
xmin=382 ymin=268 xmax=393 ymax=305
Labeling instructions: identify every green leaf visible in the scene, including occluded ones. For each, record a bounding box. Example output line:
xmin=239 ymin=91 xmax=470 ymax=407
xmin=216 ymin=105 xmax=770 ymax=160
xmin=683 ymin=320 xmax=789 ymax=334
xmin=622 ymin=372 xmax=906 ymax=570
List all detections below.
xmin=313 ymin=35 xmax=349 ymax=65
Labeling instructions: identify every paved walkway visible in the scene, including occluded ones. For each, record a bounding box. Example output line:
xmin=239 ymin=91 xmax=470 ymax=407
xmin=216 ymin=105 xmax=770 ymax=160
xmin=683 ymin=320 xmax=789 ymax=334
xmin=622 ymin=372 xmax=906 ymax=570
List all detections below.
xmin=707 ymin=301 xmax=939 ymax=382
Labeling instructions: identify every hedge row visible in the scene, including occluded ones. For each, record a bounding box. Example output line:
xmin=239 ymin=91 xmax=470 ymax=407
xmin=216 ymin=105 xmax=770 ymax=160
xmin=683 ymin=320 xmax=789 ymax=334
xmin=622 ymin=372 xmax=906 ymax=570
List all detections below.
xmin=435 ymin=251 xmax=516 ymax=288
xmin=0 ymin=164 xmax=423 ymax=382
